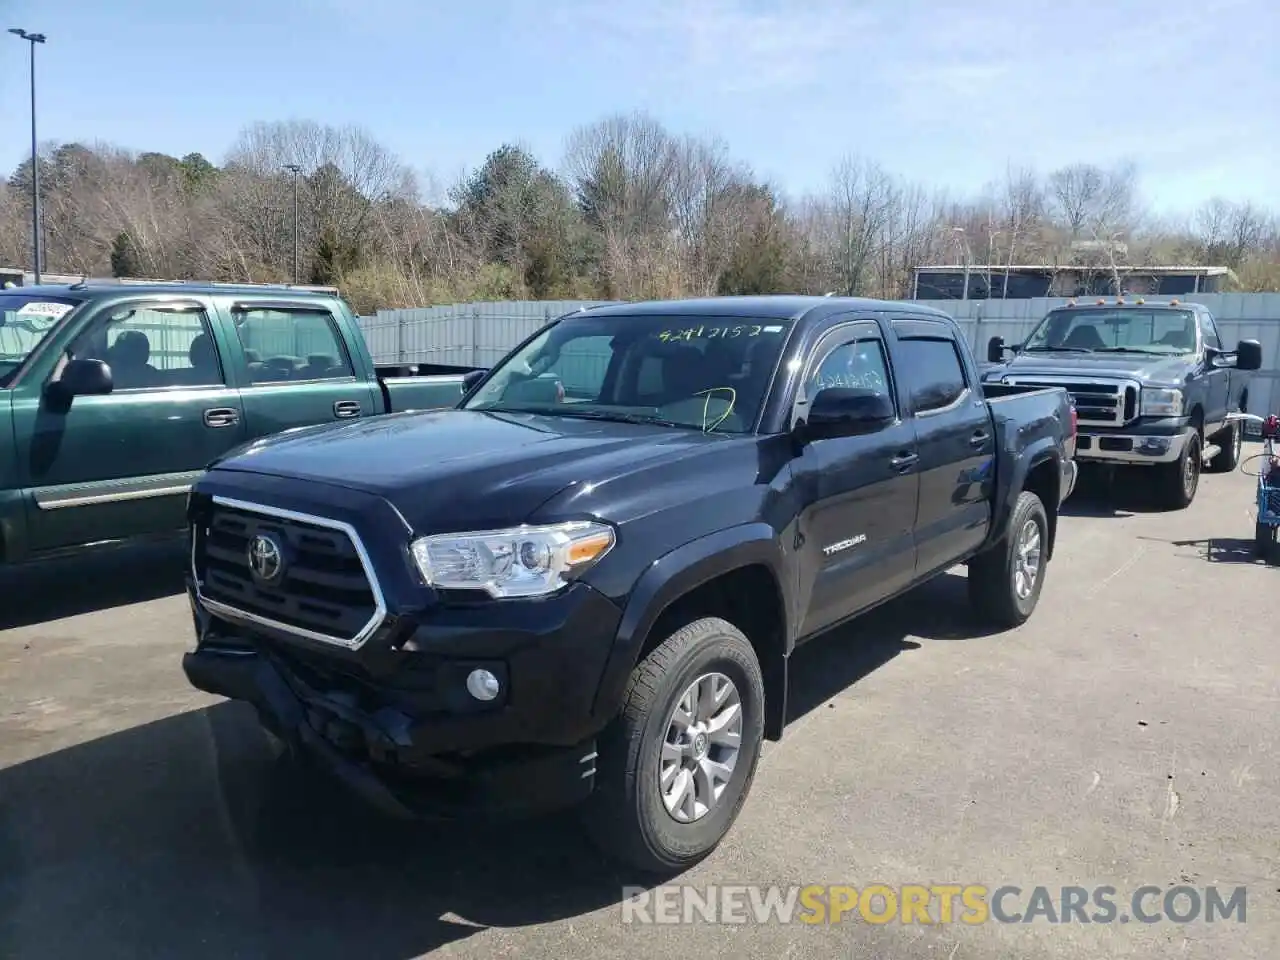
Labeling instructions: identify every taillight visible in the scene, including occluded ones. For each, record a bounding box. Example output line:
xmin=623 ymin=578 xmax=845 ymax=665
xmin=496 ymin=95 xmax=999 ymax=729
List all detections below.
xmin=1069 ymin=405 xmax=1078 ymax=438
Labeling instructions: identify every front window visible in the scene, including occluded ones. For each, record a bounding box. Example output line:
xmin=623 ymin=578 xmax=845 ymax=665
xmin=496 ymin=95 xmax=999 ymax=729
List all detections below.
xmin=0 ymin=294 xmax=83 ymax=386
xmin=1022 ymin=308 xmax=1197 ymax=355
xmin=462 ymin=314 xmax=796 ymax=433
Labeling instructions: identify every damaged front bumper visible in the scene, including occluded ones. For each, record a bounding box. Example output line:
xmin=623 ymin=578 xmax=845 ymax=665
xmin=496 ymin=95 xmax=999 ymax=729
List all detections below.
xmin=182 ymin=586 xmax=605 ymax=821
xmin=184 ymin=643 xmax=599 ymax=820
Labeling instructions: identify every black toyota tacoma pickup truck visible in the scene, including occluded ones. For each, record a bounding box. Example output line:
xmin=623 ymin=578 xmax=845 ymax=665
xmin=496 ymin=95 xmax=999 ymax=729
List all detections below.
xmin=983 ymin=297 xmax=1261 ymax=509
xmin=182 ymin=295 xmax=1078 ymax=873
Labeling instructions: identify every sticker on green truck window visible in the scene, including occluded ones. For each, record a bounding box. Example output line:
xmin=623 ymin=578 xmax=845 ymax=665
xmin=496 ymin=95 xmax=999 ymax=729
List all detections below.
xmin=14 ymin=302 xmax=73 ymax=326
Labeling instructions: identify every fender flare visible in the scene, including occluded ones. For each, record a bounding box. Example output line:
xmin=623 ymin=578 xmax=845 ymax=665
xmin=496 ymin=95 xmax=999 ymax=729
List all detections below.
xmin=589 ymin=522 xmax=790 ymax=721
xmin=991 ymin=437 xmax=1060 ymax=543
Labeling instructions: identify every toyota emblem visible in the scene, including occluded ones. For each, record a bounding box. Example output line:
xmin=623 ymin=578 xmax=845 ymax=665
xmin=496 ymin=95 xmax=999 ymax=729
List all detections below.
xmin=247 ymin=532 xmax=285 ymax=584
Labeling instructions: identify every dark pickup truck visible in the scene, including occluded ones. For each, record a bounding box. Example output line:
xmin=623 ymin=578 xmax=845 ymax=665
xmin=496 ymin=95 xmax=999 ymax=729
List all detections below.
xmin=0 ymin=283 xmax=478 ymax=565
xmin=182 ymin=295 xmax=1078 ymax=873
xmin=983 ymin=298 xmax=1262 ymax=509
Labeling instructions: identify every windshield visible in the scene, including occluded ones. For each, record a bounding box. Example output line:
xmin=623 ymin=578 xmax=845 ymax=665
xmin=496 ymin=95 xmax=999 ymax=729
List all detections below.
xmin=1022 ymin=308 xmax=1197 ymax=355
xmin=0 ymin=294 xmax=82 ymax=385
xmin=462 ymin=314 xmax=796 ymax=433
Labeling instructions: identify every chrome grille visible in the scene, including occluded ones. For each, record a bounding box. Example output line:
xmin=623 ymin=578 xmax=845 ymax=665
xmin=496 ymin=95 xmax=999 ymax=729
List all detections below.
xmin=193 ymin=498 xmax=384 ymax=648
xmin=1004 ymin=377 xmax=1139 ymax=427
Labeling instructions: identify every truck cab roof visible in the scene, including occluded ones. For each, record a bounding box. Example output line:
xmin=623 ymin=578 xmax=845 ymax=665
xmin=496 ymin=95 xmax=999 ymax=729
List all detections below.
xmin=577 ymin=295 xmax=954 ymax=323
xmin=10 ymin=281 xmax=341 ymax=300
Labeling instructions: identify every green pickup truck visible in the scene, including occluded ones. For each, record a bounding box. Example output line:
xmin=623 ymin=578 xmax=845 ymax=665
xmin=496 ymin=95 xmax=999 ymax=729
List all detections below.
xmin=0 ymin=282 xmax=480 ymax=565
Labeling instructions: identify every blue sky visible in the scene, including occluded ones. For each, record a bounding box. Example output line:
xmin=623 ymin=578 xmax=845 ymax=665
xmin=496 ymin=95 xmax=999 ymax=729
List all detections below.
xmin=2 ymin=0 xmax=1276 ymax=214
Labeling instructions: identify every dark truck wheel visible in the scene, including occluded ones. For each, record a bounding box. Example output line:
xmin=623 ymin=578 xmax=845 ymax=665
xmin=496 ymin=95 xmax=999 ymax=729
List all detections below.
xmin=968 ymin=490 xmax=1048 ymax=629
xmin=1155 ymin=431 xmax=1201 ymax=510
xmin=581 ymin=616 xmax=765 ymax=874
xmin=1206 ymin=420 xmax=1242 ymax=473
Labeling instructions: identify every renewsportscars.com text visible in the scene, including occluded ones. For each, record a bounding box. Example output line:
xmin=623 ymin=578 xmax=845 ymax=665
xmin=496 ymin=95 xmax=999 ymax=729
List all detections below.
xmin=620 ymin=884 xmax=1248 ymax=926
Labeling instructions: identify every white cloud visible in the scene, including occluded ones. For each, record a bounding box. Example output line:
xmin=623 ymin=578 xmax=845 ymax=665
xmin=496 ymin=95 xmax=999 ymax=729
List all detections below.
xmin=551 ymin=0 xmax=884 ymax=94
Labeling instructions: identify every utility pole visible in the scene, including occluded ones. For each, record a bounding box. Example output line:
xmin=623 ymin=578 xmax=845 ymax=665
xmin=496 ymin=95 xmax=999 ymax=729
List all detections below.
xmin=9 ymin=28 xmax=47 ymax=283
xmin=284 ymin=164 xmax=301 ymax=283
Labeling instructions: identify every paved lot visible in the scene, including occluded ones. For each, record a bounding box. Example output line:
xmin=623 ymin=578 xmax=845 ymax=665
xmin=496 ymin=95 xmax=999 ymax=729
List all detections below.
xmin=2 ymin=458 xmax=1278 ymax=959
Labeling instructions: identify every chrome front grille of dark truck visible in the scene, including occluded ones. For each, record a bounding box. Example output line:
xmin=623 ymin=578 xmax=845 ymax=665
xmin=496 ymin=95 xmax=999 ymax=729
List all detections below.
xmin=1003 ymin=377 xmax=1139 ymax=427
xmin=193 ymin=497 xmax=386 ymax=649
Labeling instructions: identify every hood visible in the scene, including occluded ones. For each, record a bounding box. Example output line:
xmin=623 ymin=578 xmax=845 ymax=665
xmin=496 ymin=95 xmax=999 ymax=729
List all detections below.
xmin=209 ymin=409 xmax=740 ymax=532
xmin=990 ymin=350 xmax=1194 ymax=386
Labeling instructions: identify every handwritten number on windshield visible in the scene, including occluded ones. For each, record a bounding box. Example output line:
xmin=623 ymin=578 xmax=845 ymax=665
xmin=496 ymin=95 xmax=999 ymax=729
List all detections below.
xmin=659 ymin=325 xmax=763 ymax=342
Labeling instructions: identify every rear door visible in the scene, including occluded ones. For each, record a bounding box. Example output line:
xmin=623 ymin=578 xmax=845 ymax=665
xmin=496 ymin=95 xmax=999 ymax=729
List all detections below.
xmin=220 ymin=298 xmax=379 ymax=440
xmin=792 ymin=317 xmax=920 ymax=638
xmin=13 ymin=296 xmax=247 ymax=554
xmin=888 ymin=317 xmax=994 ymax=578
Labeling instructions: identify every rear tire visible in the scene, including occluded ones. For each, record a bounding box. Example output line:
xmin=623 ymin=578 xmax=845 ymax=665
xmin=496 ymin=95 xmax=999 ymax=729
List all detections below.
xmin=580 ymin=616 xmax=765 ymax=875
xmin=968 ymin=490 xmax=1048 ymax=629
xmin=1207 ymin=420 xmax=1241 ymax=473
xmin=1155 ymin=431 xmax=1201 ymax=510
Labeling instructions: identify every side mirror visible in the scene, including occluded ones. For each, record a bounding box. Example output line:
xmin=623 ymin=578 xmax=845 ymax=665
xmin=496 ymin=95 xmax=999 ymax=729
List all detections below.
xmin=987 ymin=336 xmax=1016 ymax=363
xmin=802 ymin=388 xmax=896 ymax=441
xmin=1235 ymin=339 xmax=1262 ymax=371
xmin=462 ymin=368 xmax=487 ymax=392
xmin=45 ymin=358 xmax=113 ymax=409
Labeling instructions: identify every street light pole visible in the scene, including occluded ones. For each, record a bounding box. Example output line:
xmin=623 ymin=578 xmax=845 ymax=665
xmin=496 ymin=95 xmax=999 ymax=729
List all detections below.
xmin=284 ymin=164 xmax=301 ymax=283
xmin=8 ymin=28 xmax=47 ymax=283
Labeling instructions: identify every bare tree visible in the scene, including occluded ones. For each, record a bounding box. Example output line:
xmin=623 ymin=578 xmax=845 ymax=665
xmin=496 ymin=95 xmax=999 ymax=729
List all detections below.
xmin=220 ymin=120 xmax=412 ymax=282
xmin=1047 ymin=162 xmax=1138 ymax=241
xmin=1 ymin=116 xmax=1276 ymax=307
xmin=1191 ymin=198 xmax=1268 ymax=270
xmin=996 ymin=165 xmax=1045 ymax=297
xmin=821 ymin=156 xmax=897 ymax=297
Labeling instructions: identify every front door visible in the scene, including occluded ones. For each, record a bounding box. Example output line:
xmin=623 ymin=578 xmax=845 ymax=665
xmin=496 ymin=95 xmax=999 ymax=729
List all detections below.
xmin=222 ymin=301 xmax=379 ymax=440
xmin=889 ymin=321 xmax=993 ymax=577
xmin=13 ymin=297 xmax=246 ymax=555
xmin=793 ymin=320 xmax=920 ymax=639
xmin=1197 ymin=311 xmax=1230 ymax=434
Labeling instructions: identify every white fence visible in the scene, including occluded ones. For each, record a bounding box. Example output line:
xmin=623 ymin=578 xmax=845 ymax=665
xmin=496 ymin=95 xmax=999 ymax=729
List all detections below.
xmin=359 ymin=293 xmax=1280 ymax=416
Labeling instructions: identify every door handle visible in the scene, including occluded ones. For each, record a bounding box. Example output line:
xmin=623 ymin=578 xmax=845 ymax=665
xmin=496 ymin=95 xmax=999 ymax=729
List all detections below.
xmin=203 ymin=407 xmax=240 ymax=428
xmin=890 ymin=451 xmax=919 ymax=471
xmin=969 ymin=430 xmax=991 ymax=447
xmin=333 ymin=400 xmax=362 ymax=419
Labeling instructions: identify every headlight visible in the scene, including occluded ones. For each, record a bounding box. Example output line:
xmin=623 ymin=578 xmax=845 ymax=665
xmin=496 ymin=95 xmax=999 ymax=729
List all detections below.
xmin=1140 ymin=387 xmax=1184 ymax=417
xmin=409 ymin=521 xmax=616 ymax=598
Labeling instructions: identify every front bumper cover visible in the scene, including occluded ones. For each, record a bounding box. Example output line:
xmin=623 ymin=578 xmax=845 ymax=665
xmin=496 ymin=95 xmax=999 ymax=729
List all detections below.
xmin=184 ymin=642 xmax=599 ymax=820
xmin=181 ymin=570 xmax=621 ymax=821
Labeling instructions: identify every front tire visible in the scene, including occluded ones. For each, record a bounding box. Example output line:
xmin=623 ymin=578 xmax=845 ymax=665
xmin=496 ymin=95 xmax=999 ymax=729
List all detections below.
xmin=968 ymin=490 xmax=1048 ymax=628
xmin=1156 ymin=431 xmax=1201 ymax=509
xmin=581 ymin=616 xmax=765 ymax=874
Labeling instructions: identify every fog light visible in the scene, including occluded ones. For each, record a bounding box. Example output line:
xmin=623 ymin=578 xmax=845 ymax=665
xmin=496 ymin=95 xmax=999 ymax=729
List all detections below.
xmin=466 ymin=668 xmax=501 ymax=701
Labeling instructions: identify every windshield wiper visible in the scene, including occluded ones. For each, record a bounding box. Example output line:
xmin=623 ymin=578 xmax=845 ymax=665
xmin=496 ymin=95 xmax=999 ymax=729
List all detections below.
xmin=1092 ymin=347 xmax=1172 ymax=355
xmin=551 ymin=409 xmax=697 ymax=429
xmin=478 ymin=405 xmax=697 ymax=429
xmin=1023 ymin=346 xmax=1093 ymax=353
